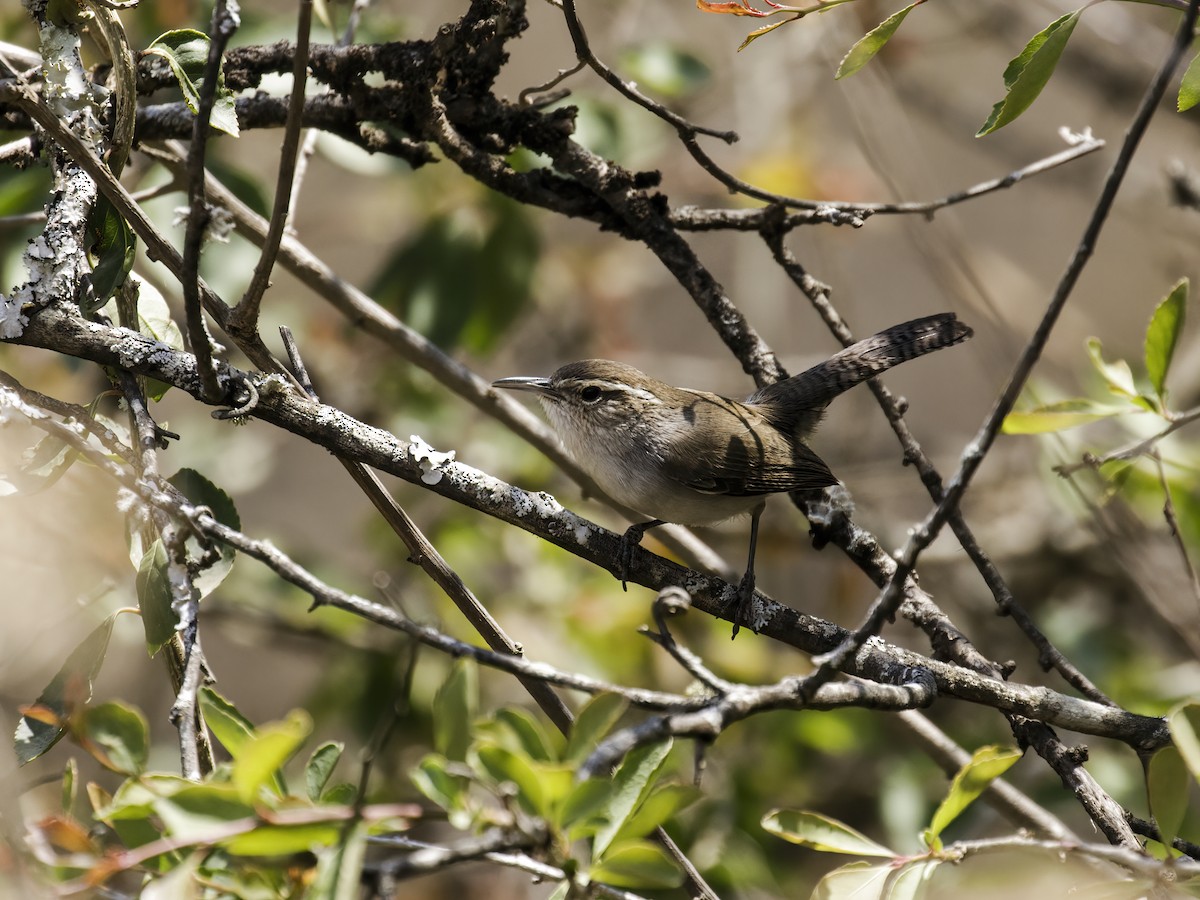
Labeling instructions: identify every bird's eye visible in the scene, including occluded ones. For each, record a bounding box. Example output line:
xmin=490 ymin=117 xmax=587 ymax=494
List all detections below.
xmin=580 ymin=385 xmax=603 ymax=403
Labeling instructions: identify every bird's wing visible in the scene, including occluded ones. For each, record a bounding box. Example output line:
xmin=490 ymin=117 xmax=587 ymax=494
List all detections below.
xmin=661 ymin=392 xmax=839 ymax=497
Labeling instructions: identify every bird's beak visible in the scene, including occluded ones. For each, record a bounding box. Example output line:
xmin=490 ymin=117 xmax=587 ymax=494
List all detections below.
xmin=492 ymin=376 xmax=555 ymax=397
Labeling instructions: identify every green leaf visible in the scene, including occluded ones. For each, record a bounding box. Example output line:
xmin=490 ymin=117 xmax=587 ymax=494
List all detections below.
xmin=411 ymin=754 xmax=467 ymax=814
xmin=1168 ymin=701 xmax=1200 ymax=783
xmin=565 ymin=693 xmax=628 ymax=764
xmin=811 ymin=860 xmax=891 ymax=899
xmin=310 ymin=820 xmax=368 ymax=897
xmin=153 ymin=782 xmax=254 ymax=839
xmin=611 ymin=782 xmax=700 ymax=845
xmin=836 ymin=2 xmax=921 ymax=79
xmin=1145 ymin=279 xmax=1187 ymax=404
xmin=87 ymin=197 xmax=136 ymax=308
xmin=977 ymin=12 xmax=1082 ymax=136
xmin=169 ymin=468 xmax=241 ymax=598
xmin=473 ymin=743 xmax=573 ymax=818
xmin=592 ymin=739 xmax=672 ymax=857
xmin=1001 ymin=398 xmax=1126 ymax=434
xmin=136 ymin=539 xmax=176 ymax=655
xmin=1180 ymin=42 xmax=1200 ymax=112
xmin=145 ymin=29 xmax=240 ymax=137
xmin=6 ymin=431 xmax=78 ymax=496
xmin=616 ymin=41 xmax=711 ymax=99
xmin=15 ymin=614 xmax=117 ymax=765
xmin=558 ymin=777 xmax=613 ymax=836
xmin=761 ymin=809 xmax=894 ymax=856
xmin=495 ymin=707 xmax=560 ymax=763
xmin=82 ymin=701 xmax=149 ymax=775
xmin=433 ymin=659 xmax=477 ymax=761
xmin=925 ymin=745 xmax=1022 ymax=847
xmin=1148 ymin=745 xmax=1189 ymax=855
xmin=1086 ymin=338 xmax=1140 ymax=398
xmin=199 ymin=686 xmax=257 ymax=759
xmin=224 ymin=822 xmax=343 ymax=856
xmin=589 ymin=839 xmax=683 ymax=889
xmin=306 ymin=741 xmax=344 ymax=802
xmin=232 ymin=710 xmax=312 ymax=802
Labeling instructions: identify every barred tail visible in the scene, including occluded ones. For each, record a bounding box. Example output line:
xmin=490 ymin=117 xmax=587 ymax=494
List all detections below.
xmin=750 ymin=313 xmax=973 ymax=419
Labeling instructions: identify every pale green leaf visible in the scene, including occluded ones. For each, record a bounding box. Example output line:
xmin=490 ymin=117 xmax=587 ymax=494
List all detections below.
xmin=589 ymin=839 xmax=683 ymax=889
xmin=305 ymin=741 xmax=344 ymax=802
xmin=1145 ymin=279 xmax=1187 ymax=402
xmin=1086 ymin=337 xmax=1139 ymax=398
xmin=593 ymin=740 xmax=672 ymax=857
xmin=232 ymin=710 xmax=312 ymax=802
xmin=434 ymin=659 xmax=477 ymax=761
xmin=1168 ymin=701 xmax=1200 ymax=783
xmin=1148 ymin=745 xmax=1189 ymax=855
xmin=1179 ymin=42 xmax=1200 ymax=111
xmin=836 ymin=2 xmax=921 ymax=79
xmin=926 ymin=745 xmax=1022 ymax=845
xmin=978 ymin=12 xmax=1082 ymax=136
xmin=565 ymin=693 xmax=628 ymax=764
xmin=761 ymin=809 xmax=894 ymax=856
xmin=1001 ymin=398 xmax=1125 ymax=434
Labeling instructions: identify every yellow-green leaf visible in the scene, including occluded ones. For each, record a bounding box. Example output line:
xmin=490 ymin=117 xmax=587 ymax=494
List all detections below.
xmin=761 ymin=809 xmax=894 ymax=857
xmin=1002 ymin=398 xmax=1124 ymax=434
xmin=1147 ymin=745 xmax=1189 ymax=855
xmin=1145 ymin=279 xmax=1187 ymax=403
xmin=836 ymin=2 xmax=921 ymax=79
xmin=1179 ymin=41 xmax=1200 ymax=112
xmin=978 ymin=12 xmax=1082 ymax=136
xmin=925 ymin=745 xmax=1021 ymax=846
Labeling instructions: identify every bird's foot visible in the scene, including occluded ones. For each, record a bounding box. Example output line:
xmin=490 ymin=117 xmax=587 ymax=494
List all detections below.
xmin=730 ymin=571 xmax=756 ymax=640
xmin=616 ymin=525 xmax=647 ymax=592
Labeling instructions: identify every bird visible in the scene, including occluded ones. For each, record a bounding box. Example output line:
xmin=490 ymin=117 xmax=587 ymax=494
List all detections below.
xmin=493 ymin=313 xmax=973 ymax=635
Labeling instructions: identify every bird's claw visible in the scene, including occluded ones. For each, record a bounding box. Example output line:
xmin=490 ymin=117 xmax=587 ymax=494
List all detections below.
xmin=730 ymin=571 xmax=756 ymax=640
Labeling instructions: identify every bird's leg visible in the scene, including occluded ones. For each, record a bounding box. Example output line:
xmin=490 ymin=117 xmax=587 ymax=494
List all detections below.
xmin=617 ymin=519 xmax=665 ymax=590
xmin=731 ymin=503 xmax=766 ymax=639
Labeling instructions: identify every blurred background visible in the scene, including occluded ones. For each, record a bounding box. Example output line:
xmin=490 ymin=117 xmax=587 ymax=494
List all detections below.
xmin=2 ymin=0 xmax=1200 ymax=894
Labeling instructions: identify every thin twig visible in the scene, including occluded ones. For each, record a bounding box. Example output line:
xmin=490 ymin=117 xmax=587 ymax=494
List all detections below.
xmin=231 ymin=0 xmax=312 ymax=335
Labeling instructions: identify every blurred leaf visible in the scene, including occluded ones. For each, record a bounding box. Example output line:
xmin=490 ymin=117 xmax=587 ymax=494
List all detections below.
xmin=232 ymin=710 xmax=312 ymax=802
xmin=62 ymin=758 xmax=77 ymax=812
xmin=696 ymin=0 xmax=768 ymax=15
xmin=145 ymin=30 xmax=240 ymax=137
xmin=81 ymin=701 xmax=149 ymax=775
xmin=1180 ymin=43 xmax=1200 ymax=112
xmin=208 ymin=156 xmax=271 ymax=219
xmin=495 ymin=707 xmax=560 ymax=763
xmin=370 ymin=198 xmax=537 ymax=355
xmin=1002 ymin=398 xmax=1126 ymax=434
xmin=1086 ymin=338 xmax=1153 ymax=409
xmin=617 ymin=41 xmax=711 ymax=99
xmin=1168 ymin=701 xmax=1200 ymax=783
xmin=86 ymin=197 xmax=136 ymax=309
xmin=978 ymin=11 xmax=1082 ymax=136
xmin=6 ymin=431 xmax=78 ymax=496
xmin=14 ymin=614 xmax=116 ymax=765
xmin=1145 ymin=279 xmax=1187 ymax=403
xmin=224 ymin=822 xmax=341 ymax=856
xmin=565 ymin=693 xmax=628 ymax=764
xmin=559 ymin=777 xmax=613 ymax=836
xmin=169 ymin=467 xmax=241 ymax=598
xmin=589 ymin=839 xmax=682 ymax=889
xmin=411 ymin=754 xmax=467 ymax=814
xmin=306 ymin=741 xmax=344 ymax=802
xmin=925 ymin=745 xmax=1021 ymax=848
xmin=593 ymin=739 xmax=672 ymax=857
xmin=433 ymin=659 xmax=477 ymax=760
xmin=199 ymin=686 xmax=257 ymax=759
xmin=310 ymin=820 xmax=368 ymax=897
xmin=611 ymin=782 xmax=699 ymax=845
xmin=836 ymin=2 xmax=921 ymax=79
xmin=1147 ymin=745 xmax=1189 ymax=855
xmin=136 ymin=540 xmax=176 ymax=655
xmin=474 ymin=743 xmax=573 ymax=818
xmin=153 ymin=783 xmax=254 ymax=839
xmin=762 ymin=809 xmax=894 ymax=856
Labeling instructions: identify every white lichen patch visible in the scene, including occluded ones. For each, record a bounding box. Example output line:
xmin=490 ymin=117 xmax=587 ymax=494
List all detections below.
xmin=574 ymin=522 xmax=592 ymax=544
xmin=409 ymin=434 xmax=456 ymax=485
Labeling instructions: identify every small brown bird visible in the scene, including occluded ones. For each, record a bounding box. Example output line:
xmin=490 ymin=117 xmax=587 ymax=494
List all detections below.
xmin=494 ymin=313 xmax=972 ymax=634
